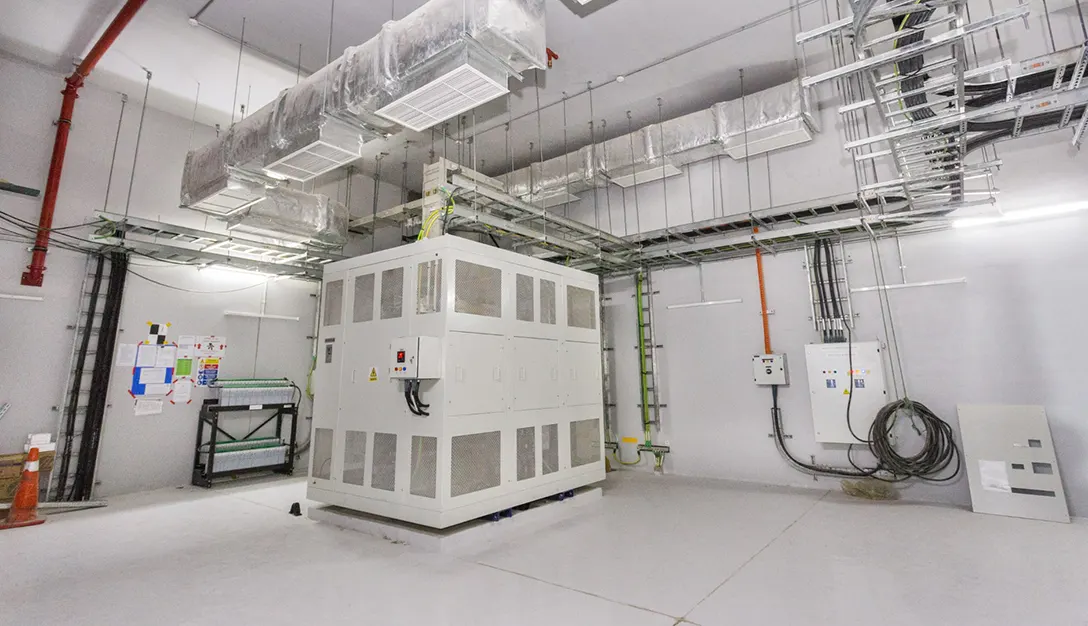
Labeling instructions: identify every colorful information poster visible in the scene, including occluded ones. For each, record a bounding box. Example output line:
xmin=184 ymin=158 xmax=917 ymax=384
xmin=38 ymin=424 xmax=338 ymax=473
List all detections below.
xmin=197 ymin=357 xmax=220 ymax=387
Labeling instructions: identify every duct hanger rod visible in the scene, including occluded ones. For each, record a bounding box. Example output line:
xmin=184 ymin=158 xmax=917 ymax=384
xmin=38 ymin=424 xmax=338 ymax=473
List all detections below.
xmin=191 ymin=0 xmax=216 ymax=22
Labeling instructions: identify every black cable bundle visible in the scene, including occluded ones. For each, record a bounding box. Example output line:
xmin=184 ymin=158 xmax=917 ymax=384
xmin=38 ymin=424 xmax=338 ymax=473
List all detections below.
xmin=404 ymin=380 xmax=430 ymax=416
xmin=811 ymin=244 xmax=832 ymax=343
xmin=823 ymin=240 xmax=846 ymax=343
xmin=890 ymin=4 xmax=938 ymax=122
xmin=772 ymin=385 xmax=961 ymax=482
xmin=868 ymin=399 xmax=961 ymax=481
xmin=812 ymin=239 xmax=847 ymax=343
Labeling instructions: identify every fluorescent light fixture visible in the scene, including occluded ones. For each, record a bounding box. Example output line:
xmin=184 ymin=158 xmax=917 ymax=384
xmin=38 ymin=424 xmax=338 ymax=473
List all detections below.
xmin=224 ymin=311 xmax=300 ymax=321
xmin=953 ymin=201 xmax=1088 ymax=229
xmin=851 ymin=278 xmax=967 ymax=294
xmin=197 ymin=265 xmax=279 ymax=280
xmin=0 ymin=293 xmax=44 ymax=302
xmin=667 ymin=298 xmax=743 ymax=310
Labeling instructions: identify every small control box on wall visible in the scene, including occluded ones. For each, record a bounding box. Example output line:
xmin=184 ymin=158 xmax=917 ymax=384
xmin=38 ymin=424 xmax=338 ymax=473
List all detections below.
xmin=752 ymin=354 xmax=789 ymax=386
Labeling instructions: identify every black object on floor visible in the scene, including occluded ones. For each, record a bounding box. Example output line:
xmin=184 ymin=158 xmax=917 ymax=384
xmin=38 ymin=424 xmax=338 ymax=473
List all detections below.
xmin=289 ymin=502 xmax=302 ymax=516
xmin=0 ymin=180 xmax=41 ymax=197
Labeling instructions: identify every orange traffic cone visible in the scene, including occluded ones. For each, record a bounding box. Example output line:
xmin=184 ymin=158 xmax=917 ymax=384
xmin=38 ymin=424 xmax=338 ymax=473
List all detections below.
xmin=1 ymin=447 xmax=45 ymax=530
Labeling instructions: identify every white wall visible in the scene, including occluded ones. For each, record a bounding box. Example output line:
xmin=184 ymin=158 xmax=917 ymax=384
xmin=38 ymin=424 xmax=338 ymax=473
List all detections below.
xmin=1 ymin=54 xmax=205 ymax=458
xmin=587 ymin=0 xmax=1088 ymax=518
xmin=603 ymin=199 xmax=1088 ymax=517
xmin=94 ymin=264 xmax=318 ymax=497
xmin=0 ymin=56 xmax=330 ymax=497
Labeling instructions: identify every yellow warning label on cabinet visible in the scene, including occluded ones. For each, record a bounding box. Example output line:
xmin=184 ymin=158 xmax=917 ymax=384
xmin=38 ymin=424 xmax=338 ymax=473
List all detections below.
xmin=368 ymin=367 xmax=379 ymax=382
xmin=621 ymin=437 xmax=639 ymax=444
xmin=843 ymin=389 xmax=850 ymax=395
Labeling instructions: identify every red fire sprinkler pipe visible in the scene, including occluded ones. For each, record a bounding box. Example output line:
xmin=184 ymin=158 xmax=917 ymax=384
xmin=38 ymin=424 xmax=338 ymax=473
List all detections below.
xmin=21 ymin=0 xmax=149 ymax=287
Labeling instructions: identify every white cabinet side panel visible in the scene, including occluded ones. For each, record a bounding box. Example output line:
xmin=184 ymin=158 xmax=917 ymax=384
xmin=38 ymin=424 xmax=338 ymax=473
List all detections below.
xmin=446 ymin=331 xmax=506 ymax=416
xmin=564 ymin=341 xmax=603 ymax=407
xmin=511 ymin=337 xmax=561 ymax=411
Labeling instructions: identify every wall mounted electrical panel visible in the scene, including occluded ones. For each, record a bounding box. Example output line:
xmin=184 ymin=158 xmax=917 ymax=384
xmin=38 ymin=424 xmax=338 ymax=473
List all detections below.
xmin=389 ymin=336 xmax=443 ymax=380
xmin=752 ymin=354 xmax=789 ymax=386
xmin=309 ymin=236 xmax=605 ymax=529
xmin=804 ymin=342 xmax=887 ymax=444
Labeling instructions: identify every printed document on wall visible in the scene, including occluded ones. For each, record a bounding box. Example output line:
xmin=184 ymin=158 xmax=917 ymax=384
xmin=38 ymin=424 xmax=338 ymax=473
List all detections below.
xmin=115 ymin=344 xmax=138 ymax=367
xmin=134 ymin=399 xmax=163 ymax=416
xmin=139 ymin=367 xmax=168 ymax=385
xmin=155 ymin=345 xmax=178 ymax=368
xmin=172 ymin=378 xmax=193 ymax=404
xmin=136 ymin=344 xmax=157 ymax=368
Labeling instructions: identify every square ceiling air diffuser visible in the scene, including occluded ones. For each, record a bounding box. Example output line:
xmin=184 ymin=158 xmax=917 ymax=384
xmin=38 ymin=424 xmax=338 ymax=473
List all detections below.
xmin=375 ymin=62 xmax=509 ymax=132
xmin=264 ymin=115 xmax=369 ymax=183
xmin=185 ymin=169 xmax=270 ymax=218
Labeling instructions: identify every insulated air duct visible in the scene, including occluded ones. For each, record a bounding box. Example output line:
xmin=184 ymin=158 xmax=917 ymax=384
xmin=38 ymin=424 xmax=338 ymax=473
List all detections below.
xmin=181 ymin=0 xmax=546 ymax=242
xmin=503 ymin=79 xmax=818 ymax=201
xmin=715 ymin=79 xmax=818 ymax=159
xmin=226 ymin=187 xmax=349 ymax=247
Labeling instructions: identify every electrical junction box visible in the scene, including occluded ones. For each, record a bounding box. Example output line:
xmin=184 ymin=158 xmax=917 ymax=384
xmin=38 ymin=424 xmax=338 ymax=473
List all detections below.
xmin=309 ymin=236 xmax=604 ymax=529
xmin=804 ymin=342 xmax=888 ymax=445
xmin=752 ymin=354 xmax=789 ymax=386
xmin=390 ymin=336 xmax=443 ymax=379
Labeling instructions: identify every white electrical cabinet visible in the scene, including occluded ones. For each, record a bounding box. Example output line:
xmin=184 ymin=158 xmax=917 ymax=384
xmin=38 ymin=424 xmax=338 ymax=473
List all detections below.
xmin=752 ymin=354 xmax=789 ymax=386
xmin=308 ymin=236 xmax=605 ymax=529
xmin=804 ymin=342 xmax=888 ymax=444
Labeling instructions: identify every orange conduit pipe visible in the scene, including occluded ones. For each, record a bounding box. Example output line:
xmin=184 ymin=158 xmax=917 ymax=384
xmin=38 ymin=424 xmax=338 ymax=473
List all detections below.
xmin=21 ymin=0 xmax=149 ymax=287
xmin=754 ymin=227 xmax=772 ymax=354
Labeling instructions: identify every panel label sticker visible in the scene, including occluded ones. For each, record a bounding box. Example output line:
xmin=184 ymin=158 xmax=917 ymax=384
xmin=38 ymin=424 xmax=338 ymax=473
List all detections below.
xmin=979 ymin=460 xmax=1012 ymax=493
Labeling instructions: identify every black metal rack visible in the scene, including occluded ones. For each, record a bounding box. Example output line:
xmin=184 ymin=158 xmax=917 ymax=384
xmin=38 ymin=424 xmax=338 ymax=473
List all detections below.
xmin=191 ymin=399 xmax=299 ymax=488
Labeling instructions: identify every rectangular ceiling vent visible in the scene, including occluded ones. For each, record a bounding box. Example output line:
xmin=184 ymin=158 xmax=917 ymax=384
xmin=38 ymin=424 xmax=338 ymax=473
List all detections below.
xmin=717 ymin=80 xmax=819 ymax=161
xmin=519 ymin=190 xmax=581 ymax=208
xmin=191 ymin=186 xmax=264 ymax=217
xmin=610 ymin=164 xmax=684 ymax=189
xmin=722 ymin=118 xmax=815 ymax=161
xmin=186 ymin=169 xmax=270 ymax=218
xmin=227 ymin=222 xmax=313 ymax=245
xmin=375 ymin=64 xmax=509 ymax=132
xmin=264 ymin=116 xmax=367 ymax=183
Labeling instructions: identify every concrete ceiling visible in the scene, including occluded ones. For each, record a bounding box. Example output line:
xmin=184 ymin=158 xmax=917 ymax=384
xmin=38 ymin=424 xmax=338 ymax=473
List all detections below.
xmin=0 ymin=0 xmax=299 ymax=128
xmin=2 ymin=0 xmax=823 ymax=191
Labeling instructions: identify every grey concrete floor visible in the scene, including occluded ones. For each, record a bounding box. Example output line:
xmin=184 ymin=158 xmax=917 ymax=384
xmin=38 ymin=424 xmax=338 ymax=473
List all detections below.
xmin=2 ymin=472 xmax=1086 ymax=625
